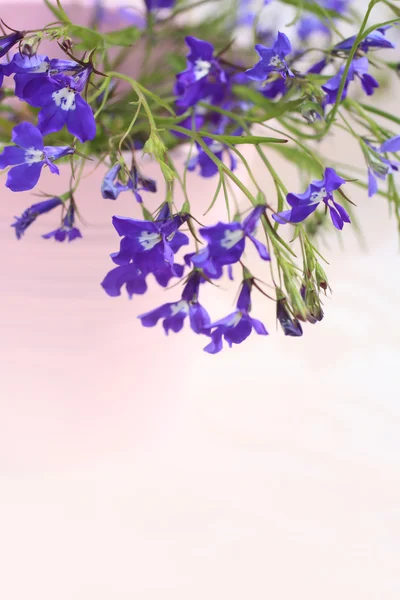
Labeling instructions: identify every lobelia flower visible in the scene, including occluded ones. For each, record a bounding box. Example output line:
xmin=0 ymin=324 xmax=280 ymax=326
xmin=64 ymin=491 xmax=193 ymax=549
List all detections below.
xmin=110 ymin=204 xmax=189 ymax=273
xmin=175 ymin=36 xmax=227 ymax=110
xmin=334 ymin=25 xmax=395 ymax=53
xmin=322 ymin=57 xmax=379 ymax=106
xmin=297 ymin=0 xmax=349 ymax=41
xmin=11 ymin=197 xmax=63 ymax=239
xmin=184 ymin=252 xmax=234 ymax=281
xmin=19 ymin=68 xmax=96 ymax=143
xmin=245 ymin=32 xmax=294 ymax=82
xmin=101 ymin=261 xmax=184 ymax=299
xmin=145 ymin=0 xmax=176 ymax=9
xmin=187 ymin=136 xmax=237 ymax=178
xmin=276 ymin=297 xmax=303 ymax=337
xmin=138 ymin=271 xmax=211 ymax=335
xmin=191 ymin=205 xmax=270 ymax=276
xmin=0 ymin=122 xmax=74 ymax=192
xmin=0 ymin=31 xmax=24 ymax=58
xmin=273 ymin=168 xmax=350 ymax=230
xmin=364 ymin=136 xmax=400 ymax=197
xmin=43 ymin=205 xmax=82 ymax=242
xmin=101 ymin=163 xmax=157 ymax=202
xmin=203 ymin=279 xmax=268 ymax=354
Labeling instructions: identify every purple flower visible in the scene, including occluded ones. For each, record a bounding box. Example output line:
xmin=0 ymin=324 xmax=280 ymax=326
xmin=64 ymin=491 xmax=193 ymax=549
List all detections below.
xmin=261 ymin=76 xmax=288 ymax=99
xmin=11 ymin=197 xmax=62 ymax=239
xmin=322 ymin=57 xmax=379 ymax=105
xmin=110 ymin=204 xmax=189 ymax=273
xmin=0 ymin=122 xmax=74 ymax=192
xmin=187 ymin=137 xmax=237 ymax=178
xmin=245 ymin=32 xmax=294 ymax=82
xmin=273 ymin=168 xmax=350 ymax=230
xmin=0 ymin=31 xmax=24 ymax=58
xmin=101 ymin=163 xmax=156 ymax=202
xmin=138 ymin=271 xmax=211 ymax=335
xmin=101 ymin=261 xmax=184 ymax=298
xmin=20 ymin=70 xmax=96 ymax=143
xmin=334 ymin=26 xmax=395 ymax=53
xmin=43 ymin=205 xmax=82 ymax=242
xmin=203 ymin=280 xmax=268 ymax=354
xmin=365 ymin=136 xmax=400 ymax=197
xmin=191 ymin=205 xmax=269 ymax=275
xmin=276 ymin=298 xmax=303 ymax=337
xmin=297 ymin=0 xmax=349 ymax=40
xmin=175 ymin=37 xmax=227 ymax=109
xmin=145 ymin=0 xmax=176 ymax=9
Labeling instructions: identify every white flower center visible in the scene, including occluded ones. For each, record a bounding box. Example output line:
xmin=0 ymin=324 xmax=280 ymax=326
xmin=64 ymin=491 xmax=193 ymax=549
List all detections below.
xmin=220 ymin=228 xmax=244 ymax=250
xmin=170 ymin=301 xmax=189 ymax=316
xmin=139 ymin=230 xmax=161 ymax=250
xmin=228 ymin=311 xmax=243 ymax=327
xmin=194 ymin=59 xmax=212 ymax=81
xmin=310 ymin=187 xmax=328 ymax=203
xmin=33 ymin=62 xmax=49 ymax=73
xmin=24 ymin=148 xmax=44 ymax=164
xmin=209 ymin=141 xmax=224 ymax=154
xmin=52 ymin=87 xmax=76 ymax=112
xmin=269 ymin=55 xmax=285 ymax=69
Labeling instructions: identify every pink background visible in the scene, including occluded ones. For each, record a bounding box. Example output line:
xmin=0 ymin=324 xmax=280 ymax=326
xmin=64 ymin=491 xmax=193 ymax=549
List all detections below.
xmin=1 ymin=2 xmax=400 ymax=598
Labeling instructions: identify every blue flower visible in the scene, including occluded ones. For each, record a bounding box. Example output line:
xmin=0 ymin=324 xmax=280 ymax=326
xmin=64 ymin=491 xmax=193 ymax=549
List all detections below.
xmin=364 ymin=136 xmax=400 ymax=197
xmin=0 ymin=122 xmax=74 ymax=192
xmin=276 ymin=298 xmax=303 ymax=337
xmin=191 ymin=205 xmax=269 ymax=275
xmin=334 ymin=26 xmax=395 ymax=53
xmin=110 ymin=204 xmax=189 ymax=273
xmin=175 ymin=36 xmax=227 ymax=109
xmin=245 ymin=32 xmax=294 ymax=82
xmin=145 ymin=0 xmax=176 ymax=9
xmin=187 ymin=137 xmax=237 ymax=178
xmin=297 ymin=0 xmax=349 ymax=40
xmin=0 ymin=31 xmax=24 ymax=58
xmin=43 ymin=205 xmax=82 ymax=242
xmin=101 ymin=261 xmax=184 ymax=298
xmin=204 ymin=280 xmax=268 ymax=354
xmin=101 ymin=164 xmax=130 ymax=200
xmin=11 ymin=197 xmax=63 ymax=239
xmin=19 ymin=69 xmax=96 ymax=143
xmin=322 ymin=57 xmax=379 ymax=106
xmin=138 ymin=271 xmax=211 ymax=335
xmin=273 ymin=168 xmax=350 ymax=230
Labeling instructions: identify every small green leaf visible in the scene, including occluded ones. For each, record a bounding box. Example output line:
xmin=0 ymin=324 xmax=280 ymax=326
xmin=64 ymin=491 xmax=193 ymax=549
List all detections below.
xmin=69 ymin=25 xmax=104 ymax=49
xmin=44 ymin=0 xmax=70 ymax=22
xmin=103 ymin=26 xmax=140 ymax=47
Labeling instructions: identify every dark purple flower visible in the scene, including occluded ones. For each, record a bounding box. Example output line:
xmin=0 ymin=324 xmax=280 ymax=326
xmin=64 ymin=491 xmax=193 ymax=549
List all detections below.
xmin=276 ymin=298 xmax=303 ymax=337
xmin=20 ymin=69 xmax=96 ymax=143
xmin=138 ymin=271 xmax=211 ymax=335
xmin=191 ymin=205 xmax=269 ymax=274
xmin=0 ymin=31 xmax=24 ymax=59
xmin=203 ymin=280 xmax=268 ymax=354
xmin=101 ymin=163 xmax=130 ymax=200
xmin=261 ymin=76 xmax=288 ymax=99
xmin=145 ymin=0 xmax=176 ymax=9
xmin=334 ymin=26 xmax=395 ymax=53
xmin=175 ymin=37 xmax=227 ymax=109
xmin=43 ymin=205 xmax=82 ymax=242
xmin=187 ymin=137 xmax=237 ymax=178
xmin=11 ymin=197 xmax=62 ymax=239
xmin=101 ymin=260 xmax=184 ymax=298
xmin=273 ymin=168 xmax=350 ymax=230
xmin=245 ymin=32 xmax=294 ymax=82
xmin=322 ymin=57 xmax=379 ymax=106
xmin=0 ymin=122 xmax=73 ymax=192
xmin=110 ymin=204 xmax=189 ymax=273
xmin=364 ymin=136 xmax=400 ymax=197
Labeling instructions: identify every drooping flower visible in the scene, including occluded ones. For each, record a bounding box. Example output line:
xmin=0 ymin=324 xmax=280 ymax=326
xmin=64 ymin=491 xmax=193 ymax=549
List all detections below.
xmin=363 ymin=136 xmax=400 ymax=197
xmin=322 ymin=56 xmax=379 ymax=105
xmin=19 ymin=69 xmax=96 ymax=143
xmin=187 ymin=137 xmax=237 ymax=178
xmin=11 ymin=197 xmax=63 ymax=239
xmin=245 ymin=32 xmax=294 ymax=82
xmin=203 ymin=279 xmax=267 ymax=354
xmin=272 ymin=168 xmax=350 ymax=230
xmin=175 ymin=36 xmax=227 ymax=109
xmin=297 ymin=0 xmax=350 ymax=41
xmin=138 ymin=271 xmax=211 ymax=335
xmin=191 ymin=205 xmax=269 ymax=275
xmin=43 ymin=205 xmax=82 ymax=242
xmin=101 ymin=261 xmax=184 ymax=298
xmin=101 ymin=163 xmax=156 ymax=202
xmin=276 ymin=297 xmax=303 ymax=337
xmin=334 ymin=25 xmax=395 ymax=53
xmin=110 ymin=204 xmax=189 ymax=273
xmin=0 ymin=31 xmax=24 ymax=58
xmin=0 ymin=122 xmax=74 ymax=192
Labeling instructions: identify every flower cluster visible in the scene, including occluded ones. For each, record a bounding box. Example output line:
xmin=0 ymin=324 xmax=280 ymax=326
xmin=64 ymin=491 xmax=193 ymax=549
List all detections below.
xmin=0 ymin=0 xmax=399 ymax=353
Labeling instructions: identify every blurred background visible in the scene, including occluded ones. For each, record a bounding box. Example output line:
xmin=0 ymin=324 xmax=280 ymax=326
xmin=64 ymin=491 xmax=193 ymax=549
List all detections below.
xmin=1 ymin=1 xmax=400 ymax=598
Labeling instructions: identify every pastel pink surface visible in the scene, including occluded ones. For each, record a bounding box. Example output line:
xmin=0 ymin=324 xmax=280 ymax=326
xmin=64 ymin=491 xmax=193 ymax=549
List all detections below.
xmin=1 ymin=3 xmax=400 ymax=599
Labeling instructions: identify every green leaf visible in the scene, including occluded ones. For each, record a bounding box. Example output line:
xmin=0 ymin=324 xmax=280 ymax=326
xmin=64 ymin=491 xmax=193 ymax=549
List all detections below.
xmin=44 ymin=0 xmax=70 ymax=22
xmin=103 ymin=26 xmax=141 ymax=47
xmin=233 ymin=86 xmax=303 ymax=119
xmin=69 ymin=25 xmax=103 ymax=50
xmin=202 ymin=132 xmax=288 ymax=145
xmin=272 ymin=144 xmax=322 ymax=177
